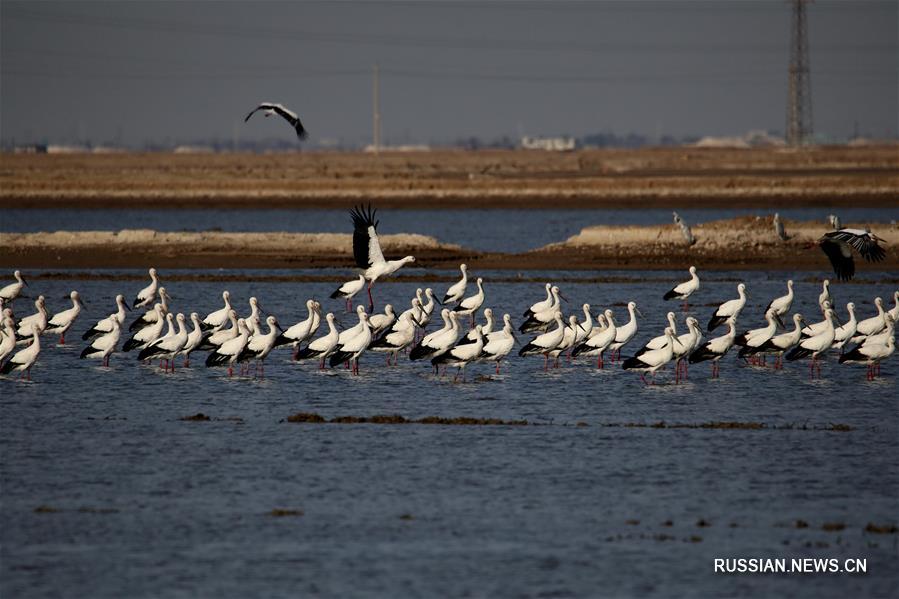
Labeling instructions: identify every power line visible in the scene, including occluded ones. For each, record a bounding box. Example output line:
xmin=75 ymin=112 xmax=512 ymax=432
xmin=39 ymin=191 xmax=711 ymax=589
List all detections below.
xmin=3 ymin=7 xmax=894 ymax=55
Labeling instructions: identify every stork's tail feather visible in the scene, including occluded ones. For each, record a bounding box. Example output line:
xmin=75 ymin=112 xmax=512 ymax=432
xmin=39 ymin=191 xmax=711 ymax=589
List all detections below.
xmin=408 ymin=343 xmax=430 ymax=361
xmin=295 ymin=346 xmax=320 ymax=360
xmin=662 ymin=289 xmax=678 ymax=301
xmin=785 ymin=346 xmax=813 ymax=362
xmin=205 ymin=352 xmax=230 ymax=367
xmin=620 ymin=356 xmax=644 ymax=370
xmin=688 ymin=347 xmax=714 ymax=364
xmin=328 ymin=350 xmax=353 ymax=368
xmin=707 ymin=316 xmax=727 ymax=332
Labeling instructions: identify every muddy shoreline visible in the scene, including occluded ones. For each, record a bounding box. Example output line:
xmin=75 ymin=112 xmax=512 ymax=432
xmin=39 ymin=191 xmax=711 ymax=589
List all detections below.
xmin=3 ymin=217 xmax=897 ymax=275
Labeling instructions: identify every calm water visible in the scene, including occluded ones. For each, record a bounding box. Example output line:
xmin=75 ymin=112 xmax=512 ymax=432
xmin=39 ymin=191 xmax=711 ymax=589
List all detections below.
xmin=2 ymin=269 xmax=898 ymax=598
xmin=4 ymin=207 xmax=898 ymax=252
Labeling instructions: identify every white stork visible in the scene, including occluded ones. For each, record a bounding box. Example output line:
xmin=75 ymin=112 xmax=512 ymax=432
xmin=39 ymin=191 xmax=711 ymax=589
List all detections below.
xmin=689 ymin=319 xmax=737 ymax=378
xmin=431 ymin=325 xmax=484 ymax=382
xmin=296 ymin=312 xmax=340 ymax=369
xmin=330 ymin=274 xmax=366 ymax=312
xmin=839 ymin=316 xmax=895 ymax=380
xmin=82 ymin=294 xmax=130 ymax=341
xmin=45 ymin=290 xmax=84 ymax=344
xmin=479 ymin=313 xmax=516 ymax=374
xmin=350 ymin=204 xmax=416 ymax=312
xmin=132 ymin=267 xmax=159 ymax=310
xmin=755 ymin=313 xmax=805 ymax=369
xmin=622 ymin=327 xmax=681 ymax=385
xmin=818 ymin=228 xmax=887 ymax=281
xmin=707 ymin=283 xmax=747 ymax=332
xmin=205 ymin=318 xmax=251 ymax=377
xmin=663 ymin=266 xmax=700 ymax=309
xmin=764 ymin=280 xmax=794 ymax=328
xmin=1 ymin=326 xmax=41 ymax=379
xmin=201 ymin=291 xmax=233 ymax=331
xmin=442 ymin=264 xmax=469 ymax=305
xmin=138 ymin=313 xmax=188 ymax=372
xmin=79 ymin=316 xmax=122 ymax=367
xmin=245 ymin=102 xmax=307 ymax=139
xmin=0 ymin=270 xmax=28 ymax=303
xmin=328 ymin=313 xmax=373 ymax=375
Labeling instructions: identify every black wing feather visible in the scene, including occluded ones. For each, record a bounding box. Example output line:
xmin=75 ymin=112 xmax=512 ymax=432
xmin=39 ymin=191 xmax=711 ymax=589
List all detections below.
xmin=350 ymin=204 xmax=378 ymax=269
xmin=819 ymin=239 xmax=855 ymax=282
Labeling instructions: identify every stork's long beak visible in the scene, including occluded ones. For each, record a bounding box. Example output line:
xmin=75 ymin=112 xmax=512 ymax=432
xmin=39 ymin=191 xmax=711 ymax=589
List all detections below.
xmin=636 ymin=307 xmax=644 ymax=318
xmin=558 ymin=292 xmax=569 ymax=303
xmin=124 ymin=303 xmax=132 ymax=312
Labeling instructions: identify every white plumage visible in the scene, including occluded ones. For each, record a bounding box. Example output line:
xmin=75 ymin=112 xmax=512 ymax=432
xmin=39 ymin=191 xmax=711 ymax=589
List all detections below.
xmin=132 ymin=267 xmax=159 ymax=310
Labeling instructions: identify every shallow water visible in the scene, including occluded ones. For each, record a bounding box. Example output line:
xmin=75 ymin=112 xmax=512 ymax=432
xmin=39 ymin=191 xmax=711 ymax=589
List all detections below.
xmin=4 ymin=207 xmax=898 ymax=252
xmin=2 ymin=269 xmax=897 ymax=597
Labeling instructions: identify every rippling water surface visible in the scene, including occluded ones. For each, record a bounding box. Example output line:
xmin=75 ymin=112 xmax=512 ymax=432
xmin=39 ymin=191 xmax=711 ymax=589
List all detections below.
xmin=2 ymin=269 xmax=897 ymax=597
xmin=5 ymin=207 xmax=898 ymax=252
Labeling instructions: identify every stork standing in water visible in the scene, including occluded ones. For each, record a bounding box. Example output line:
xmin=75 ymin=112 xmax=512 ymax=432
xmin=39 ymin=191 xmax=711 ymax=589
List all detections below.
xmin=45 ymin=291 xmax=84 ymax=345
xmin=328 ymin=313 xmax=373 ymax=375
xmin=689 ymin=319 xmax=737 ymax=379
xmin=132 ymin=267 xmax=160 ymax=310
xmin=663 ymin=266 xmax=700 ymax=310
xmin=82 ymin=295 xmax=130 ymax=341
xmin=479 ymin=313 xmax=516 ymax=374
xmin=764 ymin=280 xmax=794 ymax=328
xmin=180 ymin=313 xmax=208 ymax=367
xmin=453 ymin=277 xmax=485 ymax=329
xmin=518 ymin=312 xmax=565 ymax=371
xmin=622 ymin=328 xmax=681 ymax=385
xmin=296 ymin=313 xmax=340 ymax=369
xmin=755 ymin=313 xmax=805 ymax=370
xmin=572 ymin=309 xmax=617 ymax=369
xmin=369 ymin=312 xmax=419 ymax=366
xmin=330 ymin=275 xmax=366 ymax=312
xmin=608 ymin=302 xmax=641 ymax=362
xmin=1 ymin=326 xmax=41 ymax=379
xmin=244 ymin=102 xmax=308 ymax=139
xmin=201 ymin=291 xmax=233 ymax=331
xmin=273 ymin=299 xmax=321 ymax=359
xmin=786 ymin=308 xmax=838 ymax=378
xmin=80 ymin=317 xmax=121 ymax=367
xmin=442 ymin=264 xmax=469 ymax=306
xmin=707 ymin=283 xmax=747 ymax=332
xmin=432 ymin=325 xmax=484 ymax=382
xmin=672 ymin=316 xmax=703 ymax=382
xmin=0 ymin=270 xmax=28 ymax=304
xmin=206 ymin=318 xmax=251 ymax=377
xmin=818 ymin=228 xmax=886 ymax=281
xmin=350 ymin=204 xmax=415 ymax=312
xmin=840 ymin=315 xmax=895 ymax=380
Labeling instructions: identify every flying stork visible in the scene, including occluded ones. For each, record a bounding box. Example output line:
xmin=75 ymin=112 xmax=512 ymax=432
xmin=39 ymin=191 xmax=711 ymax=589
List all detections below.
xmin=244 ymin=102 xmax=308 ymax=139
xmin=818 ymin=228 xmax=887 ymax=281
xmin=350 ymin=204 xmax=416 ymax=312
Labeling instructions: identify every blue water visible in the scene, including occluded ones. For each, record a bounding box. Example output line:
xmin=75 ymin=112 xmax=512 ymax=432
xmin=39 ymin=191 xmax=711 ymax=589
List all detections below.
xmin=4 ymin=207 xmax=897 ymax=252
xmin=2 ymin=269 xmax=897 ymax=597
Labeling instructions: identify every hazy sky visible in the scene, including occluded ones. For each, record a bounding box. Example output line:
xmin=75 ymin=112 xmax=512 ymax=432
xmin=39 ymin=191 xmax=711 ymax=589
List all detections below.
xmin=1 ymin=1 xmax=896 ymax=146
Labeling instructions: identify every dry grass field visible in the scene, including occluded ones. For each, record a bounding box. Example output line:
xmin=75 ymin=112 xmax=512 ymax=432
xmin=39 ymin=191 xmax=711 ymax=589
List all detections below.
xmin=2 ymin=146 xmax=897 ymax=273
xmin=1 ymin=146 xmax=897 ymax=209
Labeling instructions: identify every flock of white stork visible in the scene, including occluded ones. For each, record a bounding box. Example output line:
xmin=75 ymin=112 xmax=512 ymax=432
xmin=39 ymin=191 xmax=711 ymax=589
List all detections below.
xmin=1 ymin=206 xmax=895 ymax=383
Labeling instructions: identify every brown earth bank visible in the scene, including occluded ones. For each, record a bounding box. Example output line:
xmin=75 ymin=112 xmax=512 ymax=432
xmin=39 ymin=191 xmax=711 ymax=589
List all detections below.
xmin=2 ymin=147 xmax=898 ymax=209
xmin=3 ymin=217 xmax=897 ymax=275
